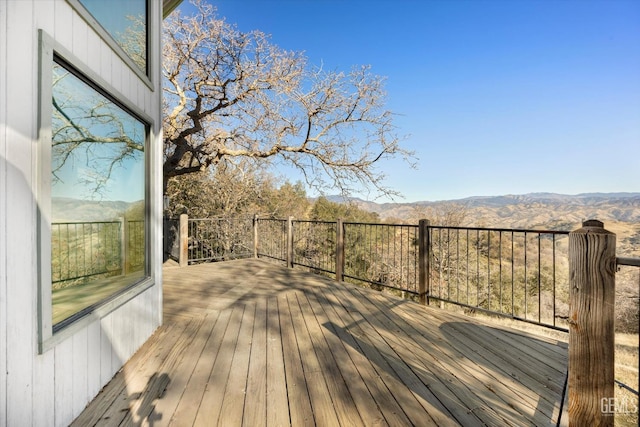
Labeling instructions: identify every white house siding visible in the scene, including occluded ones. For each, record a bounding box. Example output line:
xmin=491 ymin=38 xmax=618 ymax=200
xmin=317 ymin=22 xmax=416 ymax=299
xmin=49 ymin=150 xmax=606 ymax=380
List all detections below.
xmin=0 ymin=1 xmax=163 ymax=426
xmin=0 ymin=0 xmax=8 ymax=423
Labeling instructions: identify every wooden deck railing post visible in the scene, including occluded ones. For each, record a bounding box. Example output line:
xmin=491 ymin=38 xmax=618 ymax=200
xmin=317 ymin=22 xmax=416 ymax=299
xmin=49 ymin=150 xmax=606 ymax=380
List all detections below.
xmin=568 ymin=219 xmax=616 ymax=427
xmin=336 ymin=219 xmax=345 ymax=281
xmin=253 ymin=214 xmax=259 ymax=258
xmin=418 ymin=219 xmax=430 ymax=305
xmin=286 ymin=216 xmax=294 ymax=268
xmin=120 ymin=217 xmax=129 ymax=275
xmin=179 ymin=213 xmax=188 ymax=267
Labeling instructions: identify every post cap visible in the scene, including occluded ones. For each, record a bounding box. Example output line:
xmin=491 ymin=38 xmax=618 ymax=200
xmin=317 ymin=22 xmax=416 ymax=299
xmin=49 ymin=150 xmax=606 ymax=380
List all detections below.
xmin=582 ymin=219 xmax=604 ymax=228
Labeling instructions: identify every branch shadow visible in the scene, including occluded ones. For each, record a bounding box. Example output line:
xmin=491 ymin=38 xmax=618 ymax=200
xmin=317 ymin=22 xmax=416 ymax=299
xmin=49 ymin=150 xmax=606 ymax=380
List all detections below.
xmin=130 ymin=372 xmax=171 ymax=426
xmin=318 ymin=286 xmax=568 ymax=426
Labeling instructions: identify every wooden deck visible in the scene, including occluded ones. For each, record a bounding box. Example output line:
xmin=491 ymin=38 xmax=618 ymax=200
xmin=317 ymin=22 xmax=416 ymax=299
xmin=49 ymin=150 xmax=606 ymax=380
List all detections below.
xmin=73 ymin=259 xmax=569 ymax=426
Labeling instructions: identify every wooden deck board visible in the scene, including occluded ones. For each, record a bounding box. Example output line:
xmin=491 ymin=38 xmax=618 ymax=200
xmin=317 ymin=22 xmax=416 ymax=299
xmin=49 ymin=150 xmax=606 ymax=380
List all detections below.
xmin=124 ymin=315 xmax=206 ymax=425
xmin=287 ymin=292 xmax=342 ymax=427
xmin=318 ymin=284 xmax=417 ymax=426
xmin=74 ymin=259 xmax=569 ymax=426
xmin=217 ymin=301 xmax=256 ymax=426
xmin=345 ymin=284 xmax=535 ymax=427
xmin=148 ymin=312 xmax=220 ymax=425
xmin=242 ymin=297 xmax=267 ymax=427
xmin=192 ymin=304 xmax=244 ymax=427
xmin=362 ymin=287 xmax=553 ymax=426
xmin=170 ymin=308 xmax=230 ymax=426
xmin=305 ymin=289 xmax=388 ymax=426
xmin=327 ymin=285 xmax=455 ymax=426
xmin=72 ymin=318 xmax=194 ymax=427
xmin=295 ymin=291 xmax=364 ymax=427
xmin=264 ymin=296 xmax=290 ymax=427
xmin=359 ymin=287 xmax=562 ymax=424
xmin=346 ymin=286 xmax=508 ymax=426
xmin=279 ymin=293 xmax=315 ymax=426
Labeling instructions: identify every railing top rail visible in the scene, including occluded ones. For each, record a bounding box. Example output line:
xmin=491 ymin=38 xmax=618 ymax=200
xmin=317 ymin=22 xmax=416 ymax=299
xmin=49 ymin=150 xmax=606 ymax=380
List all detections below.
xmin=262 ymin=217 xmax=579 ymax=235
xmin=428 ymin=224 xmax=571 ymax=235
xmin=617 ymin=257 xmax=640 ymax=267
xmin=52 ymin=220 xmax=121 ymax=225
xmin=293 ymin=219 xmax=337 ymax=225
xmin=188 ymin=217 xmax=252 ymax=221
xmin=343 ymin=221 xmax=419 ymax=228
xmin=254 ymin=217 xmax=571 ymax=235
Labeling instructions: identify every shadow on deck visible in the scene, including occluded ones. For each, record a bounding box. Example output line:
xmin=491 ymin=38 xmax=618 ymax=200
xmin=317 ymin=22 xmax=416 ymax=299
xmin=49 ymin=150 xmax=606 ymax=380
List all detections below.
xmin=73 ymin=258 xmax=568 ymax=426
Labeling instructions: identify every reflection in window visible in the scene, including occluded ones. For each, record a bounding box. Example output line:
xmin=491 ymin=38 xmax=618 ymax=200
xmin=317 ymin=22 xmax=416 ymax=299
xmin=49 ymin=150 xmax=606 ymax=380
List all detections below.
xmin=51 ymin=60 xmax=146 ymax=327
xmin=78 ymin=0 xmax=147 ymax=73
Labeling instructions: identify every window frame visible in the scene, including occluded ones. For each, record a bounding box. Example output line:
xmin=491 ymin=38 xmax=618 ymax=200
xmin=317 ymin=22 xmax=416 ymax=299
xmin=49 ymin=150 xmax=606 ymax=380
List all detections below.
xmin=37 ymin=30 xmax=154 ymax=353
xmin=65 ymin=0 xmax=154 ymax=90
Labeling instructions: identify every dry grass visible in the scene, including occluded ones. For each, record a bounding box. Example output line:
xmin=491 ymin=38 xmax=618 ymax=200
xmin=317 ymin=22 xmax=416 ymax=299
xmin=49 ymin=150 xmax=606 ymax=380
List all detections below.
xmin=615 ymin=333 xmax=639 ymax=426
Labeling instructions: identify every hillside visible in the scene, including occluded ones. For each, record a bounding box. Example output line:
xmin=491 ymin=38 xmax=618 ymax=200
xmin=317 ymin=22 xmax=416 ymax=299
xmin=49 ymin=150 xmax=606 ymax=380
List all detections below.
xmin=52 ymin=197 xmax=144 ymax=222
xmin=339 ymin=192 xmax=639 ymax=224
xmin=333 ymin=192 xmax=640 ymax=257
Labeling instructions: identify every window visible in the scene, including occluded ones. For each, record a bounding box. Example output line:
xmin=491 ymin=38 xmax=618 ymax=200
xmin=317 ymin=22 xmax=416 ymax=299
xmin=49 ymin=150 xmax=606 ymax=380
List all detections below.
xmin=72 ymin=0 xmax=148 ymax=77
xmin=50 ymin=58 xmax=147 ymax=329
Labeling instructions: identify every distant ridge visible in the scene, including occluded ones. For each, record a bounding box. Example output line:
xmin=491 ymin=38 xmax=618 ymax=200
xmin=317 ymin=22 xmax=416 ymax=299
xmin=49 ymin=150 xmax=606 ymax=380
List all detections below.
xmin=52 ymin=197 xmax=142 ymax=222
xmin=458 ymin=192 xmax=640 ymax=204
xmin=324 ymin=192 xmax=640 ymax=228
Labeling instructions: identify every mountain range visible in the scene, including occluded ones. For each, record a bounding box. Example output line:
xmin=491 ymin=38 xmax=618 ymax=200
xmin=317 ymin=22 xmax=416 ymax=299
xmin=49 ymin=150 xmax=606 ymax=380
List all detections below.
xmin=331 ymin=192 xmax=640 ymax=226
xmin=332 ymin=192 xmax=640 ymax=256
xmin=52 ymin=197 xmax=143 ymax=222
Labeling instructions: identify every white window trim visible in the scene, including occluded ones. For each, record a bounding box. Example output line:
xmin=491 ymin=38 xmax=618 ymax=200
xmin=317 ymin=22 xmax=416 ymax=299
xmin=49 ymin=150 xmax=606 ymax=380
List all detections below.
xmin=37 ymin=30 xmax=155 ymax=353
xmin=65 ymin=0 xmax=155 ymax=90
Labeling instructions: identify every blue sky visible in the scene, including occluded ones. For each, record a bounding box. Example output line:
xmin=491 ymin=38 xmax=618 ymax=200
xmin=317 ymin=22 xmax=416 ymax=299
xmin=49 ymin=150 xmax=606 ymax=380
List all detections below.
xmin=178 ymin=0 xmax=640 ymax=202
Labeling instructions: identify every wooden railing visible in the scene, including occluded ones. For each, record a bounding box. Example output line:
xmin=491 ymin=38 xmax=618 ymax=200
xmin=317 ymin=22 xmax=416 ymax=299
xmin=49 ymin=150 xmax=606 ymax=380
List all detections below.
xmin=168 ymin=214 xmax=639 ymax=426
xmin=52 ymin=219 xmax=144 ymax=285
xmin=171 ymin=214 xmax=575 ymax=328
xmin=253 ymin=217 xmax=573 ymax=330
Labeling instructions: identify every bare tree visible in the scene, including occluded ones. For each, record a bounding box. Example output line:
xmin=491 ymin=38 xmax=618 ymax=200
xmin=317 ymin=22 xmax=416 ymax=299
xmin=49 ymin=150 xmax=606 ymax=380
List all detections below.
xmin=409 ymin=203 xmax=469 ymax=227
xmin=162 ymin=0 xmax=413 ymax=197
xmin=166 ymin=159 xmax=271 ymax=218
xmin=51 ymin=63 xmax=145 ymax=199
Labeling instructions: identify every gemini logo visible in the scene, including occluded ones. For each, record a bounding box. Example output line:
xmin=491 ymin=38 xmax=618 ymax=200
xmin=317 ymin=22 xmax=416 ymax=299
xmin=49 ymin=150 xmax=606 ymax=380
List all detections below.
xmin=600 ymin=397 xmax=639 ymax=416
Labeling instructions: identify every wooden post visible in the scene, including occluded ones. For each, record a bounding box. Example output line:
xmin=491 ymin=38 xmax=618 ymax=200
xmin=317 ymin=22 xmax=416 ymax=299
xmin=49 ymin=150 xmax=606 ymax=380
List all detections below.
xmin=120 ymin=217 xmax=129 ymax=275
xmin=179 ymin=213 xmax=188 ymax=267
xmin=286 ymin=216 xmax=294 ymax=268
xmin=418 ymin=219 xmax=430 ymax=305
xmin=336 ymin=219 xmax=345 ymax=281
xmin=253 ymin=214 xmax=259 ymax=259
xmin=568 ymin=219 xmax=616 ymax=427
